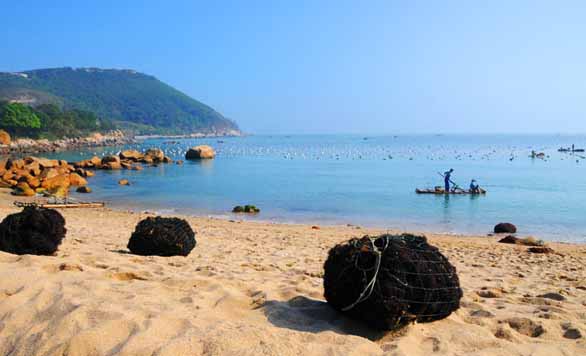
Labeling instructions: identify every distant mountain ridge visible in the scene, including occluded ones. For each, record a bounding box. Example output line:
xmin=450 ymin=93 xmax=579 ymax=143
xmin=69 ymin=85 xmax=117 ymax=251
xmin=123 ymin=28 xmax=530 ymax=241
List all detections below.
xmin=0 ymin=67 xmax=240 ymax=135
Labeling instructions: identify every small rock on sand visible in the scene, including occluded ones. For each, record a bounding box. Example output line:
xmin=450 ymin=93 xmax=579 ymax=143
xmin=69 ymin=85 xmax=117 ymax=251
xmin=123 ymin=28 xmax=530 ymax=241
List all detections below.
xmin=537 ymin=292 xmax=566 ymax=301
xmin=470 ymin=309 xmax=494 ymax=318
xmin=477 ymin=288 xmax=503 ymax=298
xmin=563 ymin=328 xmax=582 ymax=339
xmin=498 ymin=235 xmax=519 ymax=244
xmin=505 ymin=317 xmax=545 ymax=337
xmin=528 ymin=246 xmax=554 ymax=254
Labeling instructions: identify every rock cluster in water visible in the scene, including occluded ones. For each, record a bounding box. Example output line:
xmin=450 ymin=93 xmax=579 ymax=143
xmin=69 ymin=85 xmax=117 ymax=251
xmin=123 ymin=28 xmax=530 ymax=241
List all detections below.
xmin=0 ymin=147 xmax=174 ymax=197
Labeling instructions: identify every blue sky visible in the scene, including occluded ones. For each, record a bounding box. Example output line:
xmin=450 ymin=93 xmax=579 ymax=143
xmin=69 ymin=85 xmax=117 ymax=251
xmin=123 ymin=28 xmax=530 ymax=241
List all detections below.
xmin=2 ymin=0 xmax=586 ymax=134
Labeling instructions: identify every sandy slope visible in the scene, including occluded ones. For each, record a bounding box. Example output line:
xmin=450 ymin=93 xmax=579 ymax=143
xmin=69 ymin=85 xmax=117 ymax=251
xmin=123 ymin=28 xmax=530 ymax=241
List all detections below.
xmin=0 ymin=191 xmax=585 ymax=355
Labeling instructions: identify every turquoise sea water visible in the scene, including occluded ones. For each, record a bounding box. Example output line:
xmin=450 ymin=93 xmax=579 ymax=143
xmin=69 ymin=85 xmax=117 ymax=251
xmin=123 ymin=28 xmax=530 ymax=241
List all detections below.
xmin=46 ymin=134 xmax=586 ymax=243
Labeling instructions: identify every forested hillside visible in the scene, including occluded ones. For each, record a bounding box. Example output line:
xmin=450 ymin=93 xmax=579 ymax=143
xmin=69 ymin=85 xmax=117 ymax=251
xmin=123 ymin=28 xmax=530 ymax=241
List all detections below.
xmin=0 ymin=68 xmax=240 ymax=135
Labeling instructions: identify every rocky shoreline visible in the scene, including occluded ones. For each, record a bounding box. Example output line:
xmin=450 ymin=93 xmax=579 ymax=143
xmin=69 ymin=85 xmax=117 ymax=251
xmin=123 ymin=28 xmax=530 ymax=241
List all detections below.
xmin=134 ymin=129 xmax=243 ymax=140
xmin=0 ymin=130 xmax=134 ymax=155
xmin=1 ymin=145 xmax=217 ymax=198
xmin=1 ymin=148 xmax=178 ymax=198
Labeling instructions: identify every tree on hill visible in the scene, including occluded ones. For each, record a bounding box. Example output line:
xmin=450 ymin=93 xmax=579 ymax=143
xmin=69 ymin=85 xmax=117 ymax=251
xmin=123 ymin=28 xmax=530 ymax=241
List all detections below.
xmin=0 ymin=102 xmax=41 ymax=136
xmin=0 ymin=101 xmax=115 ymax=139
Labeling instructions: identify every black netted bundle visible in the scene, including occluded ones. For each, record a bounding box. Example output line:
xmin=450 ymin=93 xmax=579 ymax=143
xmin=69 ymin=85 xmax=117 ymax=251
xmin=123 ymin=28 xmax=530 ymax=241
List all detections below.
xmin=0 ymin=206 xmax=66 ymax=255
xmin=128 ymin=217 xmax=196 ymax=256
xmin=323 ymin=233 xmax=462 ymax=330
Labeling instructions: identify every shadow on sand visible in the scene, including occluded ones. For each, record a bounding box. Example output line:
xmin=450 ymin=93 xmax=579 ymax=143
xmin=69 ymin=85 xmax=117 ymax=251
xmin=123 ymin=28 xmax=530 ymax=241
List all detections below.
xmin=109 ymin=249 xmax=132 ymax=255
xmin=261 ymin=295 xmax=387 ymax=341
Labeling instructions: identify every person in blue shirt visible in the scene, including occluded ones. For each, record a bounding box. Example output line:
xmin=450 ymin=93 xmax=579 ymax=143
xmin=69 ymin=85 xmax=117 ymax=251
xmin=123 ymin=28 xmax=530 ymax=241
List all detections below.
xmin=444 ymin=169 xmax=454 ymax=192
xmin=470 ymin=179 xmax=480 ymax=193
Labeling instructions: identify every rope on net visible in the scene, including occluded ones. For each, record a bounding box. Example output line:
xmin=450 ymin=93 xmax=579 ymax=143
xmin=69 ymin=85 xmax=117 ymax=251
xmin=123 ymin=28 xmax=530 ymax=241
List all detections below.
xmin=341 ymin=236 xmax=389 ymax=311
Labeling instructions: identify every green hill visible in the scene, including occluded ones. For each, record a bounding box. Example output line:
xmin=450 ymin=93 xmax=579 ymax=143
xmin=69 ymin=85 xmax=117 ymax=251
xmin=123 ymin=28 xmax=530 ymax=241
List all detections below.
xmin=0 ymin=67 xmax=240 ymax=135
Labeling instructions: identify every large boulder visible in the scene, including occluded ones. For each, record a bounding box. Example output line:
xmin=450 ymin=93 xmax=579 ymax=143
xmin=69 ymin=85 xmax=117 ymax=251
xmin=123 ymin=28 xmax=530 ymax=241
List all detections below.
xmin=12 ymin=169 xmax=30 ymax=181
xmin=141 ymin=156 xmax=154 ymax=164
xmin=127 ymin=216 xmax=196 ymax=256
xmin=90 ymin=156 xmax=102 ymax=166
xmin=40 ymin=168 xmax=60 ymax=180
xmin=145 ymin=148 xmax=165 ymax=162
xmin=120 ymin=161 xmax=133 ymax=170
xmin=22 ymin=175 xmax=41 ymax=189
xmin=69 ymin=173 xmax=88 ymax=186
xmin=24 ymin=157 xmax=59 ymax=169
xmin=73 ymin=159 xmax=90 ymax=169
xmin=494 ymin=223 xmax=517 ymax=234
xmin=12 ymin=182 xmax=36 ymax=196
xmin=41 ymin=174 xmax=71 ymax=191
xmin=25 ymin=161 xmax=42 ymax=176
xmin=0 ymin=206 xmax=66 ymax=255
xmin=101 ymin=161 xmax=122 ymax=170
xmin=6 ymin=159 xmax=25 ymax=170
xmin=2 ymin=171 xmax=14 ymax=182
xmin=323 ymin=233 xmax=462 ymax=330
xmin=101 ymin=155 xmax=121 ymax=165
xmin=76 ymin=186 xmax=92 ymax=193
xmin=49 ymin=185 xmax=69 ymax=198
xmin=120 ymin=150 xmax=144 ymax=161
xmin=186 ymin=145 xmax=215 ymax=160
xmin=0 ymin=130 xmax=10 ymax=145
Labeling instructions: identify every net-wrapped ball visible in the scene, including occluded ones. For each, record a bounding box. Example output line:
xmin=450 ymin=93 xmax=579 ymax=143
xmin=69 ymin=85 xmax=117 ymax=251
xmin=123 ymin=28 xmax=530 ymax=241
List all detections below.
xmin=0 ymin=206 xmax=66 ymax=255
xmin=323 ymin=233 xmax=462 ymax=330
xmin=128 ymin=216 xmax=196 ymax=256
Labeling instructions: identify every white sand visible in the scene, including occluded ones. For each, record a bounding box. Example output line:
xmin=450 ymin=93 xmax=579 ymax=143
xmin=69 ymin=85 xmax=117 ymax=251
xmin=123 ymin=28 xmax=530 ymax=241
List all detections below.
xmin=0 ymin=190 xmax=585 ymax=355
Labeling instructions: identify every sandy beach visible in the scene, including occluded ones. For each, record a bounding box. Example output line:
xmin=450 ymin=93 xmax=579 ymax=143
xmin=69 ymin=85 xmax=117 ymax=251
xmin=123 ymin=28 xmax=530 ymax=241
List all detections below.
xmin=0 ymin=190 xmax=585 ymax=356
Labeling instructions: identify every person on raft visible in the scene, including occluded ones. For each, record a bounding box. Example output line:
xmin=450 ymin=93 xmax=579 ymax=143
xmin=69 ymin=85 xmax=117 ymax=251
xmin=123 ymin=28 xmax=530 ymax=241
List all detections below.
xmin=469 ymin=179 xmax=480 ymax=193
xmin=443 ymin=169 xmax=454 ymax=192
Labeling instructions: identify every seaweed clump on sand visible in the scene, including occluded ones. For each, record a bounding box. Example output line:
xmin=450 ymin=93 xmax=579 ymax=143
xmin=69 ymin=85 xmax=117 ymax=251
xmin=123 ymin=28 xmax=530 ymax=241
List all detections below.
xmin=323 ymin=233 xmax=462 ymax=330
xmin=127 ymin=216 xmax=196 ymax=256
xmin=0 ymin=206 xmax=66 ymax=255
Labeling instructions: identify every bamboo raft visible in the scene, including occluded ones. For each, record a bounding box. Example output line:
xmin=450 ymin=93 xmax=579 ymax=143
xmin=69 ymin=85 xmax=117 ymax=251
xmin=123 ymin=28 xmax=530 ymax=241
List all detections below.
xmin=416 ymin=188 xmax=486 ymax=195
xmin=14 ymin=201 xmax=105 ymax=209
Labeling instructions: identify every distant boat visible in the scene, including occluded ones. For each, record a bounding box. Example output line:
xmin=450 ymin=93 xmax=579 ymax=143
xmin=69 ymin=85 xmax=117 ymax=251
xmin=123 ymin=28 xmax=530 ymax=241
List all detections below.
xmin=415 ymin=188 xmax=486 ymax=195
xmin=558 ymin=146 xmax=584 ymax=153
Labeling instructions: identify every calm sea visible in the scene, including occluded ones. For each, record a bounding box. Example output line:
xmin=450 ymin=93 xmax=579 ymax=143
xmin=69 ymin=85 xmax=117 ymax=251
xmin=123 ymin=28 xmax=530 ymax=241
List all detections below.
xmin=45 ymin=134 xmax=586 ymax=243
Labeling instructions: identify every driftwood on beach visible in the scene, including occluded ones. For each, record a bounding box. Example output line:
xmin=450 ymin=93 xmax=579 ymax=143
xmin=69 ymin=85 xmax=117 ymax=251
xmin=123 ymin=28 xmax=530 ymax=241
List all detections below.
xmin=14 ymin=201 xmax=105 ymax=209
